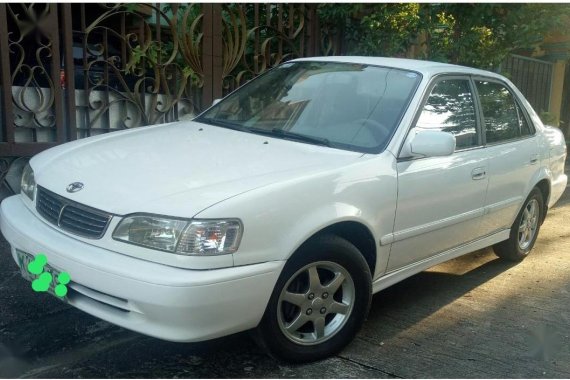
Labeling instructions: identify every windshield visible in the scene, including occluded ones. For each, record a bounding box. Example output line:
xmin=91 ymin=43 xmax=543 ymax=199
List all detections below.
xmin=197 ymin=61 xmax=421 ymax=153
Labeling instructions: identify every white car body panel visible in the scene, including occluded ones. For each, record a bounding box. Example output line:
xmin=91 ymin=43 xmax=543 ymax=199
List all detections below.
xmin=542 ymin=125 xmax=568 ymax=208
xmin=479 ymin=137 xmax=540 ymax=235
xmin=1 ymin=56 xmax=567 ymax=343
xmin=195 ymin=151 xmax=397 ymax=277
xmin=386 ymin=148 xmax=489 ymax=271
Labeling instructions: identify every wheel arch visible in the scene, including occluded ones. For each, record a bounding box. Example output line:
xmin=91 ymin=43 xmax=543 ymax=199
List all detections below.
xmin=534 ymin=178 xmax=550 ymax=223
xmin=292 ymin=220 xmax=377 ymax=278
xmin=516 ymin=166 xmax=551 ymax=226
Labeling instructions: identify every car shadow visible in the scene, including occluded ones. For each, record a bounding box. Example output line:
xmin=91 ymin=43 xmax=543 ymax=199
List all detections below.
xmin=364 ymin=248 xmax=518 ymax=340
xmin=552 ymin=193 xmax=570 ymax=208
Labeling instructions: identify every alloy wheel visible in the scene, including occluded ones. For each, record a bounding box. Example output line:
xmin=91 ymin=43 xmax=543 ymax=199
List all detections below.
xmin=277 ymin=261 xmax=355 ymax=345
xmin=518 ymin=198 xmax=539 ymax=250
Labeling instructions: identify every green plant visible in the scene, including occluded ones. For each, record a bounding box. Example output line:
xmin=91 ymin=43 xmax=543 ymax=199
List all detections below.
xmin=317 ymin=3 xmax=570 ymax=69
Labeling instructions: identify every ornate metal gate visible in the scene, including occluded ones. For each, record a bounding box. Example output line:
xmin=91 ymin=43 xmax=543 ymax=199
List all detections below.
xmin=0 ymin=3 xmax=336 ymax=160
xmin=0 ymin=3 xmax=66 ymax=156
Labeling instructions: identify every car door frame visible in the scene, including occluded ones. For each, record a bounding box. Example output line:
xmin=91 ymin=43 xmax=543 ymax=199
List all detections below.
xmin=384 ymin=73 xmax=490 ymax=272
xmin=470 ymin=74 xmax=541 ymax=236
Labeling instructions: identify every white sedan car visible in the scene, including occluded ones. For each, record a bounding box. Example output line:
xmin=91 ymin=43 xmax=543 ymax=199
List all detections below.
xmin=1 ymin=57 xmax=567 ymax=362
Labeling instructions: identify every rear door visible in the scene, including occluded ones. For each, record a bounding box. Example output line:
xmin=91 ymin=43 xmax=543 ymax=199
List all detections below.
xmin=387 ymin=77 xmax=489 ymax=271
xmin=474 ymin=79 xmax=540 ymax=236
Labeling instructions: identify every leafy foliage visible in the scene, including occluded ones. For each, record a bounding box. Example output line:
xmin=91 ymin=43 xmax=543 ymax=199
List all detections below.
xmin=123 ymin=3 xmax=202 ymax=85
xmin=318 ymin=3 xmax=570 ymax=69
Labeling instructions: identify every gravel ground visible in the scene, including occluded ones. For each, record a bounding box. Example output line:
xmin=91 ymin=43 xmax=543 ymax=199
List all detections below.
xmin=0 ymin=182 xmax=569 ymax=378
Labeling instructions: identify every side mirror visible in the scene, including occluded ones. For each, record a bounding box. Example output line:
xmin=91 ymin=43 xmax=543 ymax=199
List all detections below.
xmin=212 ymin=98 xmax=222 ymax=106
xmin=402 ymin=129 xmax=456 ymax=158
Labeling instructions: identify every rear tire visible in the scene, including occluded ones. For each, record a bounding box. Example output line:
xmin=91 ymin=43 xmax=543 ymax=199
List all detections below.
xmin=493 ymin=188 xmax=544 ymax=262
xmin=255 ymin=234 xmax=371 ymax=363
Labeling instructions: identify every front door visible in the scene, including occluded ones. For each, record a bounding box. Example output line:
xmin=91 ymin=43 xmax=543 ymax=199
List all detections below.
xmin=387 ymin=77 xmax=489 ymax=271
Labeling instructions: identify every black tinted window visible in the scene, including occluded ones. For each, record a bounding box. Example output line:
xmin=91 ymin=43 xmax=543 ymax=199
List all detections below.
xmin=476 ymin=81 xmax=522 ymax=143
xmin=416 ymin=79 xmax=478 ymax=150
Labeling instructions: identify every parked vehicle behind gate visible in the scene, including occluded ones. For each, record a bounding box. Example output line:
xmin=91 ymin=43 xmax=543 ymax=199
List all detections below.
xmin=1 ymin=57 xmax=567 ymax=362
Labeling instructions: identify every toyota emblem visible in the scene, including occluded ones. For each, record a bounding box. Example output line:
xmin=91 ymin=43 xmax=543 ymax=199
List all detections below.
xmin=66 ymin=182 xmax=84 ymax=193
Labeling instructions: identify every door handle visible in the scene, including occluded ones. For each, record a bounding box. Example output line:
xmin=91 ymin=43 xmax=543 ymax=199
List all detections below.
xmin=471 ymin=167 xmax=486 ymax=180
xmin=530 ymin=154 xmax=539 ymax=165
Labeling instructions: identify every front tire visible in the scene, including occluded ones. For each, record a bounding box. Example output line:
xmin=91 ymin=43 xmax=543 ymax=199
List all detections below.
xmin=255 ymin=234 xmax=372 ymax=363
xmin=493 ymin=188 xmax=544 ymax=262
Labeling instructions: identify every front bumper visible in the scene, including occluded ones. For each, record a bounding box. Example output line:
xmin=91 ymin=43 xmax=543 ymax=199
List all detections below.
xmin=0 ymin=195 xmax=284 ymax=342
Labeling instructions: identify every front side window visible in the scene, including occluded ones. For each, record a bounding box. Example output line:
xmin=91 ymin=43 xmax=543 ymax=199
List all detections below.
xmin=197 ymin=61 xmax=421 ymax=153
xmin=475 ymin=81 xmax=528 ymax=143
xmin=416 ymin=79 xmax=478 ymax=150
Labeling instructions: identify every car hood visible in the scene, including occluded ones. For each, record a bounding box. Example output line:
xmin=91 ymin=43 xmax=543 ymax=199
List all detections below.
xmin=32 ymin=121 xmax=363 ymax=217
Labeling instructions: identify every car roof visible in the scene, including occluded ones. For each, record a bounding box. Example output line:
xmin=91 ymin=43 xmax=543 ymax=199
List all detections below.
xmin=292 ymin=56 xmax=505 ymax=80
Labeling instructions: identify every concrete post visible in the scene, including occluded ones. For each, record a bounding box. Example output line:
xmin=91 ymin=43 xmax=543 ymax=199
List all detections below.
xmin=549 ymin=60 xmax=567 ymax=127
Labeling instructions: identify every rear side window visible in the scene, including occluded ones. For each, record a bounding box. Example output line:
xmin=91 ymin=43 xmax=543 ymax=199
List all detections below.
xmin=416 ymin=79 xmax=478 ymax=150
xmin=475 ymin=81 xmax=531 ymax=143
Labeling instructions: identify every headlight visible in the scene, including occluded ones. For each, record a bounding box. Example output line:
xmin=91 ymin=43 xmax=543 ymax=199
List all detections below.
xmin=176 ymin=219 xmax=243 ymax=255
xmin=113 ymin=215 xmax=243 ymax=255
xmin=20 ymin=163 xmax=36 ymax=201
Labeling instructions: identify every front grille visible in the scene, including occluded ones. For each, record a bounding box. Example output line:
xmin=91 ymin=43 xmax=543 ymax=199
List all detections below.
xmin=36 ymin=186 xmax=111 ymax=239
xmin=36 ymin=188 xmax=64 ymax=224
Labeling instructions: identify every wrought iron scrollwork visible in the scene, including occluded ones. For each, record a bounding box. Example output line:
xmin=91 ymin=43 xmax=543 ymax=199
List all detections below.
xmin=222 ymin=4 xmax=308 ymax=94
xmin=6 ymin=4 xmax=57 ymax=140
xmin=0 ymin=3 xmax=333 ymax=153
xmin=79 ymin=3 xmax=204 ymax=134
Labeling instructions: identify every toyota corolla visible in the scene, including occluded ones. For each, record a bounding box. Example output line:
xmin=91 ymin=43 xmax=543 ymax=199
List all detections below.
xmin=1 ymin=57 xmax=567 ymax=362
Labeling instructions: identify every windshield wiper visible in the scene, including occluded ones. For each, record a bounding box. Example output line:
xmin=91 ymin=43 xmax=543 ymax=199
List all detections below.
xmin=197 ymin=118 xmax=331 ymax=147
xmin=197 ymin=118 xmax=251 ymax=133
xmin=249 ymin=127 xmax=331 ymax=147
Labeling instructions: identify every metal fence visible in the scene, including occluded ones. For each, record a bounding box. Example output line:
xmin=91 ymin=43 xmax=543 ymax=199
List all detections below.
xmin=501 ymin=54 xmax=553 ymax=116
xmin=0 ymin=3 xmax=338 ymax=158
